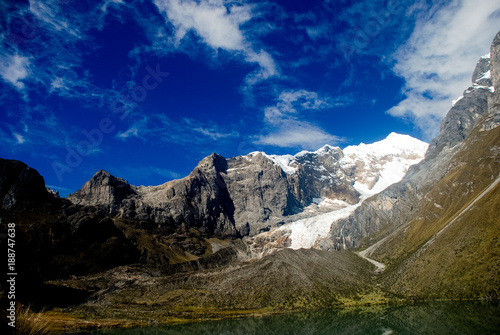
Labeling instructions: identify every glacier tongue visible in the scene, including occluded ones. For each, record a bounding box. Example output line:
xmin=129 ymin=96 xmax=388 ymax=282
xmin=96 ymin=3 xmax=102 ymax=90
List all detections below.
xmin=280 ymin=204 xmax=360 ymax=250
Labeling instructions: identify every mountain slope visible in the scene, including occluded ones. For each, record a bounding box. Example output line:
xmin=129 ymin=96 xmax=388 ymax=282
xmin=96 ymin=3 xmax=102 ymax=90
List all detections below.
xmin=342 ymin=31 xmax=500 ymax=300
xmin=378 ymin=122 xmax=500 ymax=299
xmin=0 ymin=158 xmax=51 ymax=210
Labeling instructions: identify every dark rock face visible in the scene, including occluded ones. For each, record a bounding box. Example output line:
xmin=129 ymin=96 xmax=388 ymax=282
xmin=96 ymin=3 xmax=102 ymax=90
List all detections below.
xmin=472 ymin=57 xmax=491 ymax=84
xmin=426 ymin=60 xmax=492 ymax=160
xmin=0 ymin=158 xmax=51 ymax=210
xmin=67 ymin=150 xmax=356 ymax=237
xmin=486 ymin=32 xmax=500 ymax=131
xmin=66 ymin=134 xmax=424 ymax=238
xmin=65 ymin=146 xmax=371 ymax=238
xmin=222 ymin=153 xmax=296 ymax=235
xmin=290 ymin=146 xmax=360 ymax=205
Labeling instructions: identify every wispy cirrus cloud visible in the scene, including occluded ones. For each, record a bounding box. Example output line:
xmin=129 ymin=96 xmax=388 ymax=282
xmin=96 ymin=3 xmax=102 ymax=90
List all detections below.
xmin=116 ymin=113 xmax=239 ymax=146
xmin=0 ymin=105 xmax=82 ymax=163
xmin=113 ymin=165 xmax=182 ymax=184
xmin=13 ymin=132 xmax=26 ymax=144
xmin=28 ymin=0 xmax=81 ymax=36
xmin=255 ymin=89 xmax=344 ymax=150
xmin=117 ymin=126 xmax=142 ymax=140
xmin=0 ymin=0 xmax=141 ymax=156
xmin=388 ymin=0 xmax=500 ymax=140
xmin=0 ymin=53 xmax=30 ymax=91
xmin=1 ymin=0 xmax=106 ymax=101
xmin=192 ymin=127 xmax=239 ymax=141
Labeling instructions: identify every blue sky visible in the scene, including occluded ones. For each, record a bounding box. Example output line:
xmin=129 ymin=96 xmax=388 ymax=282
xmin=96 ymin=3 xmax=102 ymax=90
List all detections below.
xmin=1 ymin=0 xmax=499 ymax=196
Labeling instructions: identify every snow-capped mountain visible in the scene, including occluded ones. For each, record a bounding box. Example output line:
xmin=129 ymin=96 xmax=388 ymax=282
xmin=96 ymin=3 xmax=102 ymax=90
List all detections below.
xmin=268 ymin=132 xmax=427 ymax=202
xmin=248 ymin=133 xmax=428 ymax=252
xmin=247 ymin=132 xmax=428 ymax=201
xmin=342 ymin=132 xmax=429 ymax=199
xmin=67 ymin=132 xmax=427 ymax=249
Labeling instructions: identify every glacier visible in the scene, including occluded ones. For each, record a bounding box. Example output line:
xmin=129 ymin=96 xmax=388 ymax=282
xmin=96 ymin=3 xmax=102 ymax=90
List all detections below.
xmin=262 ymin=132 xmax=429 ymax=250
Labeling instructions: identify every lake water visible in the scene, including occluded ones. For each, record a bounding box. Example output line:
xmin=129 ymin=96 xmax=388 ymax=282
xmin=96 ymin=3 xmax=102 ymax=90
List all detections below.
xmin=89 ymin=301 xmax=500 ymax=335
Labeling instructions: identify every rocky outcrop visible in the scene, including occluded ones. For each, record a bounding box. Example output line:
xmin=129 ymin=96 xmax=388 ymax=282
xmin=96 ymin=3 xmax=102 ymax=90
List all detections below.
xmin=221 ymin=147 xmax=363 ymax=235
xmin=68 ymin=153 xmax=237 ymax=237
xmin=0 ymin=158 xmax=51 ymax=210
xmin=289 ymin=145 xmax=360 ymax=204
xmin=68 ymin=170 xmax=136 ymax=209
xmin=426 ymin=56 xmax=493 ymax=160
xmin=486 ymin=32 xmax=500 ymax=131
xmin=222 ymin=153 xmax=298 ymax=235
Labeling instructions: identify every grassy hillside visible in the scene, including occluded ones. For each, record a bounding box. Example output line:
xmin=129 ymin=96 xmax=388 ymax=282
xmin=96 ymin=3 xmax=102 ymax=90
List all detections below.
xmin=368 ymin=118 xmax=500 ymax=299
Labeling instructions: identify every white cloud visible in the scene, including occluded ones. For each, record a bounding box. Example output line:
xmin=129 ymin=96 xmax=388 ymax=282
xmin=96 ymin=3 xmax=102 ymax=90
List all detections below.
xmin=49 ymin=77 xmax=66 ymax=93
xmin=101 ymin=0 xmax=124 ymax=13
xmin=157 ymin=0 xmax=248 ymax=51
xmin=263 ymin=89 xmax=330 ymax=125
xmin=153 ymin=0 xmax=278 ymax=83
xmin=388 ymin=0 xmax=500 ymax=140
xmin=117 ymin=117 xmax=149 ymax=140
xmin=255 ymin=89 xmax=342 ymax=150
xmin=256 ymin=121 xmax=341 ymax=149
xmin=0 ymin=54 xmax=30 ymax=90
xmin=28 ymin=0 xmax=80 ymax=36
xmin=244 ymin=49 xmax=278 ymax=84
xmin=13 ymin=132 xmax=26 ymax=144
xmin=117 ymin=126 xmax=141 ymax=140
xmin=193 ymin=127 xmax=239 ymax=140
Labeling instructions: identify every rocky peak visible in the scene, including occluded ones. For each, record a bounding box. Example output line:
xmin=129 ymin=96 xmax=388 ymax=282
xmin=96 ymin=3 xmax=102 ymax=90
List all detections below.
xmin=195 ymin=153 xmax=228 ymax=173
xmin=68 ymin=169 xmax=135 ymax=208
xmin=426 ymin=53 xmax=493 ymax=159
xmin=472 ymin=55 xmax=492 ymax=86
xmin=490 ymin=31 xmax=500 ymax=90
xmin=483 ymin=31 xmax=500 ymax=132
xmin=332 ymin=31 xmax=500 ymax=252
xmin=0 ymin=158 xmax=51 ymax=210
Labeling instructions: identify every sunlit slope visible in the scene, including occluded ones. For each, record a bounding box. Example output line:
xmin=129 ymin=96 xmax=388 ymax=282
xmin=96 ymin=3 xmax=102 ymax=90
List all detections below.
xmin=372 ymin=120 xmax=500 ymax=299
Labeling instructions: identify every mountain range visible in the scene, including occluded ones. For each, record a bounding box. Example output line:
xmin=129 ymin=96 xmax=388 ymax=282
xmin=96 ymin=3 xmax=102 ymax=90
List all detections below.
xmin=0 ymin=31 xmax=499 ymax=333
